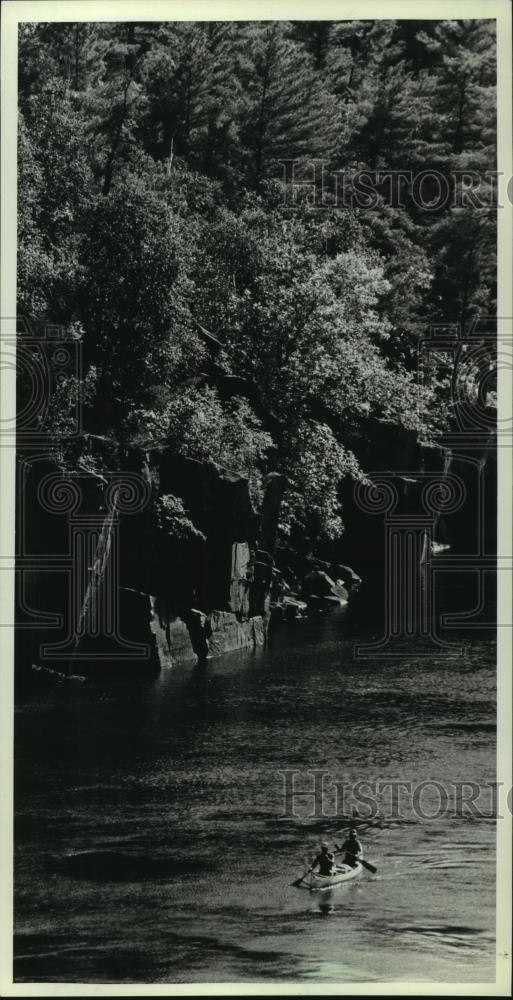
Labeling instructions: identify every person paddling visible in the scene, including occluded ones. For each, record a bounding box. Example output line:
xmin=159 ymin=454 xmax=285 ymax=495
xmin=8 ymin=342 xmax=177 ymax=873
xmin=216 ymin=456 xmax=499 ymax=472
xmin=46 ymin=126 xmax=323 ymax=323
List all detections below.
xmin=311 ymin=842 xmax=336 ymax=876
xmin=336 ymin=829 xmax=363 ymax=867
xmin=290 ymin=833 xmax=377 ymax=887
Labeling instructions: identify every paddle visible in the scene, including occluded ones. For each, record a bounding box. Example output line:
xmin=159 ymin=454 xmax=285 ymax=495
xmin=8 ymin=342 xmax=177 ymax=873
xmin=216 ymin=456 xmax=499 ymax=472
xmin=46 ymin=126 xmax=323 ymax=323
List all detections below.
xmin=334 ymin=845 xmax=377 ymax=874
xmin=290 ymin=866 xmax=314 ymax=888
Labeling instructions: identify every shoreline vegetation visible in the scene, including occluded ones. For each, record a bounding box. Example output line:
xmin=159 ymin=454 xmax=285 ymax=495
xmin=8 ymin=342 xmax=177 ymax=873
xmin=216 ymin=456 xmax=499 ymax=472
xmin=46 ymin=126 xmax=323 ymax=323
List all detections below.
xmin=16 ymin=20 xmax=497 ymax=673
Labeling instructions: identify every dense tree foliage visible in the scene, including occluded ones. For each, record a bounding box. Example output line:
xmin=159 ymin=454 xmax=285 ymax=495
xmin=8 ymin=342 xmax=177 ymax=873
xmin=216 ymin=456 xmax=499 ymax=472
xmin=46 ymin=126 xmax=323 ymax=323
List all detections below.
xmin=17 ymin=19 xmax=496 ymax=546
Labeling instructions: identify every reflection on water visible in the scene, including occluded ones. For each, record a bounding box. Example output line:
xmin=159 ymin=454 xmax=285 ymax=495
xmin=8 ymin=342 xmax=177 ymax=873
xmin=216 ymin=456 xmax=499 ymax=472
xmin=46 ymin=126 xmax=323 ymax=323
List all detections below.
xmin=14 ymin=612 xmax=496 ymax=983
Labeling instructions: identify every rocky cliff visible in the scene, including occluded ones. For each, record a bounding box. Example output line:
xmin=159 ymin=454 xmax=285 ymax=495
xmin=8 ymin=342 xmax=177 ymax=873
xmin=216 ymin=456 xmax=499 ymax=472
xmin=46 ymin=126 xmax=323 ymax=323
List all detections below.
xmin=15 ymin=438 xmax=287 ymax=676
xmin=16 ymin=409 xmax=495 ymax=679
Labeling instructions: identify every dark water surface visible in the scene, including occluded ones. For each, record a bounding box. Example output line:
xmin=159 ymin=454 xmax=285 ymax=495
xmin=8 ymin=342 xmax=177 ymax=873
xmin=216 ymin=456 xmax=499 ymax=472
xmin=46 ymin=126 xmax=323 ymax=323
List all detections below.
xmin=14 ymin=613 xmax=496 ymax=984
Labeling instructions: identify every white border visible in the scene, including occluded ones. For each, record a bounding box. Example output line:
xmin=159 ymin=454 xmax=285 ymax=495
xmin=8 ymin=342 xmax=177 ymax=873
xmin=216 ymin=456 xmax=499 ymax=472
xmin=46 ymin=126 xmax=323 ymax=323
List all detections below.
xmin=1 ymin=1 xmax=511 ymax=995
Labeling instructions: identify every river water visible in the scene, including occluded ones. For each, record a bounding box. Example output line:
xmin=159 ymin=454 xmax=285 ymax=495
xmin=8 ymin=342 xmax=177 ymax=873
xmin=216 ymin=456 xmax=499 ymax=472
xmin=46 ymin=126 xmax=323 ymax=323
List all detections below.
xmin=14 ymin=611 xmax=496 ymax=984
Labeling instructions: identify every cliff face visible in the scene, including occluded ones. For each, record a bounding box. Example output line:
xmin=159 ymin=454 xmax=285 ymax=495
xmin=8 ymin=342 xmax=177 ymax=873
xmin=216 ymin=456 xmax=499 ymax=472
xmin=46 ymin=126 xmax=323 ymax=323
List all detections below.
xmin=15 ymin=440 xmax=286 ymax=677
xmin=331 ymin=419 xmax=497 ymax=633
xmin=15 ymin=415 xmax=496 ymax=679
xmin=127 ymin=449 xmax=286 ymax=667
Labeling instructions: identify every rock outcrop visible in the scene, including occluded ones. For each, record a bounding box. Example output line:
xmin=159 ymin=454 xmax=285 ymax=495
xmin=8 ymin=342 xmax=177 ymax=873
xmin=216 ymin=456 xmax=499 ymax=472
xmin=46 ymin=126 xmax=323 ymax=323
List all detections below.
xmin=15 ymin=440 xmax=285 ymax=676
xmin=17 ymin=411 xmax=494 ymax=679
xmin=301 ymin=569 xmax=349 ymax=609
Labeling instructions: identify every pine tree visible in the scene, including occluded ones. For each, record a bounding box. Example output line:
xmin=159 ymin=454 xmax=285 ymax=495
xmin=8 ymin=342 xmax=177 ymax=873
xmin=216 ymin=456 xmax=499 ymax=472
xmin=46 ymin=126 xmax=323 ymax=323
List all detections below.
xmin=81 ymin=22 xmax=152 ymax=195
xmin=239 ymin=22 xmax=341 ymax=188
xmin=326 ymin=21 xmax=441 ymax=170
xmin=291 ymin=20 xmax=333 ymax=70
xmin=416 ymin=19 xmax=496 ymax=168
xmin=416 ymin=21 xmax=497 ymax=331
xmin=138 ymin=21 xmax=247 ymax=183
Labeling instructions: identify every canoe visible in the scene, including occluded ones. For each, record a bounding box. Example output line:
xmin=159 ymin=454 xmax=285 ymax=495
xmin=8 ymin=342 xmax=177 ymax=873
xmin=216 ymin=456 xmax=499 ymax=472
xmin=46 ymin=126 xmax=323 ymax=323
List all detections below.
xmin=301 ymin=862 xmax=363 ymax=892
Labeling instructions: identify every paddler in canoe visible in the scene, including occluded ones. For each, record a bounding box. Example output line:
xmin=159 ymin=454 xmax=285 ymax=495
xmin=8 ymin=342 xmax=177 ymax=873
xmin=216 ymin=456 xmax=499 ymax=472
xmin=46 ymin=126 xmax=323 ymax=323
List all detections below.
xmin=335 ymin=828 xmax=363 ymax=867
xmin=311 ymin=842 xmax=337 ymax=876
xmin=291 ymin=833 xmax=376 ymax=888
